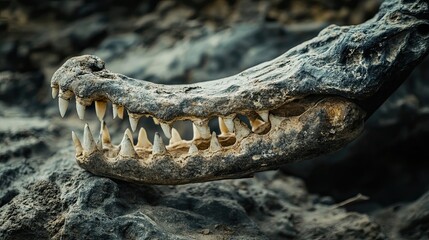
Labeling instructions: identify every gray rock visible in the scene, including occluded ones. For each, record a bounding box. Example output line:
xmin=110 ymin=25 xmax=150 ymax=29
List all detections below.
xmin=0 ymin=71 xmax=44 ymax=106
xmin=34 ymin=15 xmax=108 ymax=55
xmin=374 ymin=191 xmax=429 ymax=239
xmin=97 ymin=22 xmax=324 ymax=84
xmin=91 ymin=33 xmax=142 ymax=62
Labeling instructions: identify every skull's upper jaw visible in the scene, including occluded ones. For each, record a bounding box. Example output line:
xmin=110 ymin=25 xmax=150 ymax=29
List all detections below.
xmin=51 ymin=0 xmax=429 ymax=121
xmin=51 ymin=0 xmax=429 ymax=184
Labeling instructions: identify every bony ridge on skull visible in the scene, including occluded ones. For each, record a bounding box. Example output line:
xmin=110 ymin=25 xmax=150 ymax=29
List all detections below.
xmin=51 ymin=0 xmax=429 ymax=184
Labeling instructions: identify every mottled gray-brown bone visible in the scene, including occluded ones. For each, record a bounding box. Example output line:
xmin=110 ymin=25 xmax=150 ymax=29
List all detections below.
xmin=51 ymin=0 xmax=429 ymax=184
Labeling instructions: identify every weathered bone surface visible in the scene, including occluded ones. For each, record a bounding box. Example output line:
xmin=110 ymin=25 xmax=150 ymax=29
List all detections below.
xmin=51 ymin=0 xmax=429 ymax=184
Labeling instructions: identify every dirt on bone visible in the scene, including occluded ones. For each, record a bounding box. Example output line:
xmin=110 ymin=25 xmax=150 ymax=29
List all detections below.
xmin=3 ymin=0 xmax=429 ymax=239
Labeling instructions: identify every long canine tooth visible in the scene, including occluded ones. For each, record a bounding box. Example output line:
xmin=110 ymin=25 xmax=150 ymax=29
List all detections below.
xmin=136 ymin=127 xmax=152 ymax=148
xmin=233 ymin=118 xmax=251 ymax=141
xmin=223 ymin=117 xmax=235 ymax=133
xmin=250 ymin=118 xmax=266 ymax=132
xmin=125 ymin=128 xmax=134 ymax=145
xmin=95 ymin=101 xmax=107 ymax=121
xmin=83 ymin=124 xmax=97 ymax=154
xmin=119 ymin=132 xmax=137 ymax=157
xmin=71 ymin=131 xmax=83 ymax=156
xmin=76 ymin=100 xmax=86 ymax=120
xmin=193 ymin=120 xmax=211 ymax=139
xmin=209 ymin=132 xmax=221 ymax=152
xmin=257 ymin=110 xmax=269 ymax=122
xmin=192 ymin=123 xmax=201 ymax=140
xmin=169 ymin=128 xmax=182 ymax=145
xmin=128 ymin=114 xmax=140 ymax=132
xmin=59 ymin=98 xmax=69 ymax=118
xmin=188 ymin=143 xmax=198 ymax=154
xmin=152 ymin=132 xmax=167 ymax=154
xmin=52 ymin=87 xmax=58 ymax=99
xmin=218 ymin=117 xmax=229 ymax=135
xmin=160 ymin=123 xmax=172 ymax=139
xmin=101 ymin=121 xmax=111 ymax=144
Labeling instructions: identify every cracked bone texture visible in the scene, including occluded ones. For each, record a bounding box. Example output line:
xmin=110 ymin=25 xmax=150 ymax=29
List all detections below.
xmin=2 ymin=0 xmax=429 ymax=239
xmin=50 ymin=0 xmax=429 ymax=185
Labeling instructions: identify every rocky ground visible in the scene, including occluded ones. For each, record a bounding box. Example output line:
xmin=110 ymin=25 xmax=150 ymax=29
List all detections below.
xmin=1 ymin=0 xmax=429 ymax=239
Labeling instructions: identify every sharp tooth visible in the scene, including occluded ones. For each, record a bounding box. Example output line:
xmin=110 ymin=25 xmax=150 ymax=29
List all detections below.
xmin=269 ymin=114 xmax=285 ymax=128
xmin=192 ymin=123 xmax=201 ymax=140
xmin=59 ymin=98 xmax=69 ymax=118
xmin=257 ymin=110 xmax=269 ymax=122
xmin=169 ymin=128 xmax=182 ymax=145
xmin=125 ymin=128 xmax=134 ymax=145
xmin=119 ymin=132 xmax=137 ymax=157
xmin=209 ymin=132 xmax=221 ymax=152
xmin=233 ymin=118 xmax=251 ymax=141
xmin=223 ymin=117 xmax=235 ymax=132
xmin=188 ymin=143 xmax=198 ymax=154
xmin=71 ymin=131 xmax=83 ymax=156
xmin=152 ymin=132 xmax=167 ymax=154
xmin=218 ymin=117 xmax=229 ymax=135
xmin=250 ymin=118 xmax=266 ymax=132
xmin=193 ymin=120 xmax=210 ymax=139
xmin=117 ymin=105 xmax=124 ymax=119
xmin=128 ymin=115 xmax=140 ymax=132
xmin=100 ymin=121 xmax=111 ymax=144
xmin=160 ymin=123 xmax=172 ymax=139
xmin=76 ymin=100 xmax=86 ymax=120
xmin=153 ymin=117 xmax=160 ymax=125
xmin=83 ymin=123 xmax=97 ymax=154
xmin=112 ymin=104 xmax=118 ymax=119
xmin=136 ymin=127 xmax=152 ymax=148
xmin=52 ymin=87 xmax=58 ymax=99
xmin=95 ymin=101 xmax=107 ymax=121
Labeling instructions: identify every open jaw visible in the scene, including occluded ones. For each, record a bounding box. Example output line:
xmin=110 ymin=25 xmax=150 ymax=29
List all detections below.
xmin=52 ymin=90 xmax=365 ymax=184
xmin=51 ymin=0 xmax=429 ymax=184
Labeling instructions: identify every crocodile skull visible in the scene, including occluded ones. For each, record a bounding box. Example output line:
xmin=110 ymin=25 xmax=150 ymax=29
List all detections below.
xmin=51 ymin=0 xmax=429 ymax=184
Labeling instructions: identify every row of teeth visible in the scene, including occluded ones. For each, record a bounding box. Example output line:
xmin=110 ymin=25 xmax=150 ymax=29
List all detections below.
xmin=53 ymin=87 xmax=273 ymax=137
xmin=71 ymin=118 xmax=257 ymax=158
xmin=53 ymin=87 xmax=284 ymax=157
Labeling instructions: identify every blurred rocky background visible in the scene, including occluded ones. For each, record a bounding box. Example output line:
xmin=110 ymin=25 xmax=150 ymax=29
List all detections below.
xmin=1 ymin=0 xmax=429 ymax=239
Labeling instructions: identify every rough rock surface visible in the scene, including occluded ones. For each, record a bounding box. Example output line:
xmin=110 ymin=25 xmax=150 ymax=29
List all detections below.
xmin=95 ymin=23 xmax=324 ymax=84
xmin=1 ymin=0 xmax=429 ymax=239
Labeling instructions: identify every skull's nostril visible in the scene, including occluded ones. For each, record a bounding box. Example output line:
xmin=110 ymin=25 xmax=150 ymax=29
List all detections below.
xmin=90 ymin=62 xmax=104 ymax=72
xmin=88 ymin=56 xmax=105 ymax=71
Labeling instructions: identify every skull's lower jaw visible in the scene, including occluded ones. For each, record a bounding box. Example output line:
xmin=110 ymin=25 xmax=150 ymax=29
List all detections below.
xmin=74 ymin=97 xmax=364 ymax=185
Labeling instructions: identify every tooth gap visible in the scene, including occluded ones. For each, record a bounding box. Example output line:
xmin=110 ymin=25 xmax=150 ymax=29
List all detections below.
xmin=132 ymin=117 xmax=168 ymax=146
xmin=208 ymin=117 xmax=221 ymax=135
xmin=156 ymin=125 xmax=170 ymax=144
xmin=171 ymin=120 xmax=193 ymax=140
xmin=237 ymin=114 xmax=252 ymax=129
xmin=106 ymin=101 xmax=112 ymax=119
